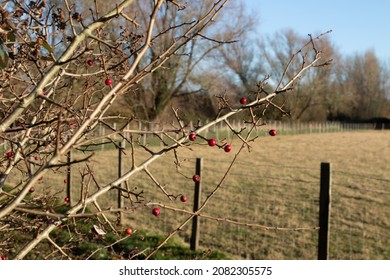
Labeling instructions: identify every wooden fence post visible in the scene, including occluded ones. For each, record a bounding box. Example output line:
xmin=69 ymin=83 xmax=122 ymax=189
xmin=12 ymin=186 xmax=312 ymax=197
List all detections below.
xmin=117 ymin=140 xmax=125 ymax=225
xmin=318 ymin=162 xmax=332 ymax=260
xmin=66 ymin=150 xmax=72 ymax=205
xmin=190 ymin=158 xmax=203 ymax=251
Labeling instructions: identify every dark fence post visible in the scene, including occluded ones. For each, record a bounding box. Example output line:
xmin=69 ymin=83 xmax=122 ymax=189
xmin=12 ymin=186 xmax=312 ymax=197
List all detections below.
xmin=117 ymin=140 xmax=124 ymax=225
xmin=190 ymin=158 xmax=203 ymax=251
xmin=318 ymin=162 xmax=332 ymax=260
xmin=66 ymin=150 xmax=72 ymax=205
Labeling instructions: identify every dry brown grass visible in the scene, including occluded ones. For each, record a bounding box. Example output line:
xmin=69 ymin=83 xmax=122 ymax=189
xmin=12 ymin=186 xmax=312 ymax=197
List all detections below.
xmin=11 ymin=130 xmax=389 ymax=259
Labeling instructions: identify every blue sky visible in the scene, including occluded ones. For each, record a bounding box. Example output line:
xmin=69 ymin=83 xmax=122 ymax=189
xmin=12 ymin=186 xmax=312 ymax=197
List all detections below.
xmin=244 ymin=0 xmax=390 ymax=62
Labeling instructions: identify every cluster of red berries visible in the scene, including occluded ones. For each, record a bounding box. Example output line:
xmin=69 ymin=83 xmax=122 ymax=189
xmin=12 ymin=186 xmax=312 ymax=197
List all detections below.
xmin=239 ymin=97 xmax=277 ymax=136
xmin=146 ymin=98 xmax=276 ymax=219
xmin=189 ymin=132 xmax=232 ymax=153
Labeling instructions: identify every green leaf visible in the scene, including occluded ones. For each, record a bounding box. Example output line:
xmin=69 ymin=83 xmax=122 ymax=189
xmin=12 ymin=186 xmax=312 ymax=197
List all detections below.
xmin=41 ymin=40 xmax=53 ymax=53
xmin=0 ymin=38 xmax=9 ymax=69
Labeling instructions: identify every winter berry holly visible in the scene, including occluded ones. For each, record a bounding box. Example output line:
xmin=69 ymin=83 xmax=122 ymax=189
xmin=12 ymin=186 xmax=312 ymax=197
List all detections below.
xmin=105 ymin=78 xmax=112 ymax=86
xmin=6 ymin=151 xmax=12 ymax=159
xmin=240 ymin=97 xmax=247 ymax=105
xmin=192 ymin=174 xmax=200 ymax=183
xmin=189 ymin=132 xmax=196 ymax=141
xmin=29 ymin=187 xmax=35 ymax=193
xmin=269 ymin=129 xmax=277 ymax=136
xmin=180 ymin=195 xmax=187 ymax=203
xmin=87 ymin=59 xmax=94 ymax=67
xmin=152 ymin=207 xmax=160 ymax=217
xmin=1 ymin=255 xmax=6 ymax=260
xmin=208 ymin=138 xmax=216 ymax=147
xmin=64 ymin=197 xmax=70 ymax=203
xmin=125 ymin=228 xmax=133 ymax=235
xmin=224 ymin=144 xmax=232 ymax=152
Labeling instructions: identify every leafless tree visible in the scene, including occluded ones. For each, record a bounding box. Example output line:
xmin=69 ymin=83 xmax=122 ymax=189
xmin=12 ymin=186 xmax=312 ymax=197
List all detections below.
xmin=214 ymin=29 xmax=335 ymax=121
xmin=0 ymin=0 xmax=329 ymax=260
xmin=335 ymin=51 xmax=389 ymax=120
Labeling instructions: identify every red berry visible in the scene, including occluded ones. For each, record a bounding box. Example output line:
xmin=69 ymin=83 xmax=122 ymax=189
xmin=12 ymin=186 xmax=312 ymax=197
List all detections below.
xmin=152 ymin=207 xmax=160 ymax=217
xmin=192 ymin=174 xmax=200 ymax=183
xmin=105 ymin=78 xmax=112 ymax=86
xmin=208 ymin=138 xmax=216 ymax=147
xmin=29 ymin=187 xmax=35 ymax=193
xmin=125 ymin=228 xmax=133 ymax=235
xmin=1 ymin=255 xmax=6 ymax=260
xmin=189 ymin=132 xmax=196 ymax=141
xmin=34 ymin=155 xmax=39 ymax=161
xmin=224 ymin=144 xmax=232 ymax=152
xmin=49 ymin=219 xmax=55 ymax=224
xmin=180 ymin=195 xmax=187 ymax=203
xmin=269 ymin=129 xmax=277 ymax=136
xmin=65 ymin=197 xmax=69 ymax=203
xmin=87 ymin=59 xmax=94 ymax=66
xmin=64 ymin=179 xmax=67 ymax=184
xmin=6 ymin=151 xmax=12 ymax=159
xmin=240 ymin=97 xmax=247 ymax=105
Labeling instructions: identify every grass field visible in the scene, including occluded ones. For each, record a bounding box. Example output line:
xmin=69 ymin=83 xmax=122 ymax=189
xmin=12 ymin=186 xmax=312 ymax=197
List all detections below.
xmin=8 ymin=130 xmax=389 ymax=259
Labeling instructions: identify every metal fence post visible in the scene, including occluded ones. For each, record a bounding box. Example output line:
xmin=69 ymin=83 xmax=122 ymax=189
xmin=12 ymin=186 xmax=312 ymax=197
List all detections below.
xmin=318 ymin=162 xmax=332 ymax=260
xmin=66 ymin=150 xmax=72 ymax=205
xmin=190 ymin=158 xmax=203 ymax=251
xmin=117 ymin=140 xmax=125 ymax=225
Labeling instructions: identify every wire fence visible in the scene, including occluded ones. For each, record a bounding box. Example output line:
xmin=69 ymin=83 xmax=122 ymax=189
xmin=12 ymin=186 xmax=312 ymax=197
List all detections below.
xmin=188 ymin=157 xmax=321 ymax=260
xmin=183 ymin=158 xmax=389 ymax=259
xmin=88 ymin=121 xmax=378 ymax=150
xmin=329 ymin=171 xmax=390 ymax=259
xmin=57 ymin=122 xmax=390 ymax=260
xmin=98 ymin=153 xmax=389 ymax=260
xmin=4 ymin=125 xmax=387 ymax=260
xmin=0 ymin=121 xmax=377 ymax=154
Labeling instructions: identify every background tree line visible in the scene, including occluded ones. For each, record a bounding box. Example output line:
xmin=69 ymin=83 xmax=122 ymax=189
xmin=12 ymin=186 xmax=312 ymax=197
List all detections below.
xmin=217 ymin=28 xmax=390 ymax=122
xmin=33 ymin=0 xmax=389 ymax=124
